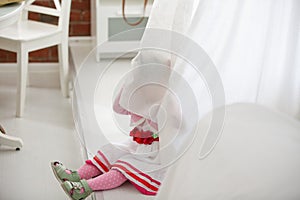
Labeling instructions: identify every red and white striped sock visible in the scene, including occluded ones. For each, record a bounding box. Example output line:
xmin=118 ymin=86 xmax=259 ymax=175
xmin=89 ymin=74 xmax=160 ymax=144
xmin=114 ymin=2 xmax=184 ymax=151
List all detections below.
xmin=87 ymin=169 xmax=127 ymax=191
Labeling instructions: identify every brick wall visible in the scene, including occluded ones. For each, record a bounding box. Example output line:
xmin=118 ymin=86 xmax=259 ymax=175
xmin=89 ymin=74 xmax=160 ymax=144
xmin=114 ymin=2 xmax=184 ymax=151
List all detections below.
xmin=0 ymin=0 xmax=91 ymax=63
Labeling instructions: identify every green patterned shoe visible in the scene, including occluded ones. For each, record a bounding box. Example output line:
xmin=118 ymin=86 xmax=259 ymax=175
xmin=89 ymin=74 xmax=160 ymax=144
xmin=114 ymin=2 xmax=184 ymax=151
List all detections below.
xmin=61 ymin=180 xmax=93 ymax=200
xmin=51 ymin=161 xmax=81 ymax=183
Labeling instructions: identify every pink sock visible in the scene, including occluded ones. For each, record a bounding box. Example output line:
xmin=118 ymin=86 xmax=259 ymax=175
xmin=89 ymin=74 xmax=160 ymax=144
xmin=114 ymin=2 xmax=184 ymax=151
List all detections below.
xmin=78 ymin=162 xmax=102 ymax=180
xmin=87 ymin=169 xmax=127 ymax=191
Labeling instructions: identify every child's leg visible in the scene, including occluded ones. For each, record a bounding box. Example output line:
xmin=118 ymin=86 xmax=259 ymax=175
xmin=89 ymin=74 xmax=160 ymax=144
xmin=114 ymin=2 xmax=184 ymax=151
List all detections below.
xmin=77 ymin=161 xmax=102 ymax=180
xmin=87 ymin=169 xmax=127 ymax=191
xmin=61 ymin=170 xmax=126 ymax=199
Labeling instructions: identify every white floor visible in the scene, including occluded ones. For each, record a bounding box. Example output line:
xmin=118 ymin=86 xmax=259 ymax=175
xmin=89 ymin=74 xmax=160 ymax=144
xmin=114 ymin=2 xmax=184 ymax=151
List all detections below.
xmin=69 ymin=42 xmax=132 ymax=153
xmin=0 ymin=41 xmax=134 ymax=200
xmin=0 ymin=81 xmax=85 ymax=199
xmin=0 ymin=43 xmax=89 ymax=200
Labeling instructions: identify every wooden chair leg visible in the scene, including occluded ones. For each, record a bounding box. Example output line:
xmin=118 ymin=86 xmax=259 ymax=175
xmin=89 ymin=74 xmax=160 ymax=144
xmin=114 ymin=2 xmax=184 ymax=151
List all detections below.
xmin=58 ymin=41 xmax=69 ymax=98
xmin=16 ymin=49 xmax=28 ymax=117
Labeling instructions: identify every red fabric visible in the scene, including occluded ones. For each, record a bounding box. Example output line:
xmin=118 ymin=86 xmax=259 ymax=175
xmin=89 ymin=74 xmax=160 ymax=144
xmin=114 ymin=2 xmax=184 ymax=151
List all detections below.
xmin=93 ymin=156 xmax=110 ymax=172
xmin=116 ymin=160 xmax=161 ymax=185
xmin=131 ymin=181 xmax=157 ymax=196
xmin=97 ymin=150 xmax=111 ymax=168
xmin=130 ymin=127 xmax=159 ymax=145
xmin=113 ymin=164 xmax=159 ymax=192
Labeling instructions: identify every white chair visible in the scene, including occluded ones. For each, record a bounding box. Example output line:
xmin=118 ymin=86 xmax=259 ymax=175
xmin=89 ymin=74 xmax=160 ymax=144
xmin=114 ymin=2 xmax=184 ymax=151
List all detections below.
xmin=0 ymin=0 xmax=71 ymax=117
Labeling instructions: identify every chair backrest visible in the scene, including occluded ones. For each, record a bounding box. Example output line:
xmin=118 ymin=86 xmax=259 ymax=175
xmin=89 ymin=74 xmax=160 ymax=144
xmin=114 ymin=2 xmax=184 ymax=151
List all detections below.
xmin=22 ymin=0 xmax=71 ymax=37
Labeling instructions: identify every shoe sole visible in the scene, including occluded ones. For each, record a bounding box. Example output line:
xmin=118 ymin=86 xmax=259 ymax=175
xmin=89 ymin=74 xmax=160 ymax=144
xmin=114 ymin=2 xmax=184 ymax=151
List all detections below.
xmin=61 ymin=182 xmax=88 ymax=200
xmin=50 ymin=161 xmax=64 ymax=184
xmin=61 ymin=182 xmax=76 ymax=200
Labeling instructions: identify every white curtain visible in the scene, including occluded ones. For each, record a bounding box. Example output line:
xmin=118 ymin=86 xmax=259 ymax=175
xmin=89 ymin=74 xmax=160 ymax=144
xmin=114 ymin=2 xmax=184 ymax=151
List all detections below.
xmin=192 ymin=0 xmax=300 ymax=119
xmin=140 ymin=0 xmax=300 ymax=119
xmin=145 ymin=0 xmax=300 ymax=199
xmin=73 ymin=0 xmax=300 ymax=198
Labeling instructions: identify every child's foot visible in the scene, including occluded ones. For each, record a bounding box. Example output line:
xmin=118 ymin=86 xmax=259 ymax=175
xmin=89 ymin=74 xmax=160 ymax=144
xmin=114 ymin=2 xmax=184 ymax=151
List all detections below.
xmin=51 ymin=161 xmax=81 ymax=183
xmin=61 ymin=180 xmax=93 ymax=200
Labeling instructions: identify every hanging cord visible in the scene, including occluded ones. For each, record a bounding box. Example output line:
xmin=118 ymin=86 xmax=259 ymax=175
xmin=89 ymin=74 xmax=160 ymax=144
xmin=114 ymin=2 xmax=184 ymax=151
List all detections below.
xmin=122 ymin=0 xmax=148 ymax=26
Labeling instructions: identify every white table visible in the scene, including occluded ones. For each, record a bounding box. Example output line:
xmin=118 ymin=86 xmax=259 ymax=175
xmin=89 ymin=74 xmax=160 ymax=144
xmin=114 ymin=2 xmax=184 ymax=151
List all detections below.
xmin=0 ymin=1 xmax=24 ymax=28
xmin=0 ymin=1 xmax=25 ymax=150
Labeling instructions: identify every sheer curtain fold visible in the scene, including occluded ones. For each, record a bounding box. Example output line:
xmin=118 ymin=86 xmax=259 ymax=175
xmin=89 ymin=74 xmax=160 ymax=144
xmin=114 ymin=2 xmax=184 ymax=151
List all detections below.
xmin=181 ymin=0 xmax=300 ymax=119
xmin=254 ymin=0 xmax=300 ymax=118
xmin=116 ymin=0 xmax=299 ymax=184
xmin=150 ymin=1 xmax=300 ymax=199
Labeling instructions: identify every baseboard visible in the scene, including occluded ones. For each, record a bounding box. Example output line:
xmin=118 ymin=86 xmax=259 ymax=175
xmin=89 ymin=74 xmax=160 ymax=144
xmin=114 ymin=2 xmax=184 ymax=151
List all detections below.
xmin=0 ymin=63 xmax=60 ymax=88
xmin=0 ymin=62 xmax=59 ymax=72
